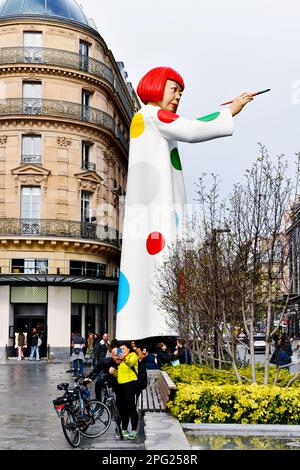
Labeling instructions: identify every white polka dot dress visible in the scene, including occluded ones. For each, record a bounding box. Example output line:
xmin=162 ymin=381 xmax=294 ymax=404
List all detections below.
xmin=116 ymin=104 xmax=233 ymax=340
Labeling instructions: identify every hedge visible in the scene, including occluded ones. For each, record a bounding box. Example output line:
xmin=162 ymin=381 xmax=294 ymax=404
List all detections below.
xmin=164 ymin=365 xmax=300 ymax=424
xmin=164 ymin=364 xmax=296 ymax=387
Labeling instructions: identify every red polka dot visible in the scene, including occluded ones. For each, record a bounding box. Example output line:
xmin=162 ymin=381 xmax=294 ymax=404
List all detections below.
xmin=146 ymin=232 xmax=165 ymax=255
xmin=157 ymin=109 xmax=180 ymax=123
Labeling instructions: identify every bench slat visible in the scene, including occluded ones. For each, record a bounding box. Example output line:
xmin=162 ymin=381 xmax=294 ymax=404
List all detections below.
xmin=138 ymin=370 xmax=177 ymax=412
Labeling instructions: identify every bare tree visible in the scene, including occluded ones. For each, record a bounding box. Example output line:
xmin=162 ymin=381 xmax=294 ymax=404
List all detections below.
xmin=154 ymin=145 xmax=298 ymax=384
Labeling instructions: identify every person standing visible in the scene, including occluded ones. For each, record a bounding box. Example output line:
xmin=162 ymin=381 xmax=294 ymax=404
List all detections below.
xmin=156 ymin=342 xmax=172 ymax=369
xmin=109 ymin=343 xmax=139 ymax=440
xmin=85 ymin=333 xmax=95 ymax=363
xmin=173 ymin=339 xmax=192 ymax=364
xmin=141 ymin=346 xmax=159 ymax=370
xmin=14 ymin=330 xmax=27 ymax=360
xmin=94 ymin=333 xmax=110 ymax=364
xmin=29 ymin=328 xmax=41 ymax=361
xmin=70 ymin=332 xmax=85 ymax=374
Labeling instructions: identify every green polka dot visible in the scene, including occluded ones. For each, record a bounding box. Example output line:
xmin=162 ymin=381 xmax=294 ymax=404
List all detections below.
xmin=197 ymin=112 xmax=220 ymax=122
xmin=171 ymin=148 xmax=182 ymax=171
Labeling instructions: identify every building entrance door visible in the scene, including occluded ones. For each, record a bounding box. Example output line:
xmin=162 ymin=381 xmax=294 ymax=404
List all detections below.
xmin=14 ymin=305 xmax=47 ymax=358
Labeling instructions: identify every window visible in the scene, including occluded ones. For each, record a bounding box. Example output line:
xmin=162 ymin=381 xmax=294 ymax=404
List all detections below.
xmin=81 ymin=191 xmax=91 ymax=223
xmin=22 ymin=135 xmax=42 ymax=164
xmin=23 ymin=32 xmax=43 ymax=62
xmin=82 ymin=90 xmax=92 ymax=120
xmin=21 ymin=187 xmax=40 ymax=219
xmin=23 ymin=82 xmax=42 ymax=114
xmin=82 ymin=141 xmax=95 ymax=170
xmin=12 ymin=259 xmax=48 ymax=274
xmin=70 ymin=261 xmax=106 ymax=278
xmin=112 ymin=267 xmax=120 ymax=279
xmin=21 ymin=187 xmax=41 ymax=234
xmin=79 ymin=40 xmax=90 ymax=71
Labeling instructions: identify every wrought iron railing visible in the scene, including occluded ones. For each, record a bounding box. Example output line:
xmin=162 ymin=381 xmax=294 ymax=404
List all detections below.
xmin=82 ymin=161 xmax=96 ymax=171
xmin=21 ymin=154 xmax=42 ymax=164
xmin=0 ymin=219 xmax=121 ymax=247
xmin=115 ymin=78 xmax=134 ymax=119
xmin=0 ymin=47 xmax=134 ymax=118
xmin=0 ymin=98 xmax=129 ymax=152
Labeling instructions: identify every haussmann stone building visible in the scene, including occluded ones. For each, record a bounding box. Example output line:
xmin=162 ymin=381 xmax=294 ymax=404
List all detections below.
xmin=0 ymin=0 xmax=139 ymax=361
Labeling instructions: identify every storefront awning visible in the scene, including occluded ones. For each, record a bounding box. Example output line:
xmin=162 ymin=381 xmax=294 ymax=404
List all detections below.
xmin=0 ymin=274 xmax=118 ymax=287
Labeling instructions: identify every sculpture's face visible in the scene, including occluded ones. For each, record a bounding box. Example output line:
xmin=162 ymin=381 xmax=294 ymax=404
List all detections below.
xmin=157 ymin=79 xmax=183 ymax=112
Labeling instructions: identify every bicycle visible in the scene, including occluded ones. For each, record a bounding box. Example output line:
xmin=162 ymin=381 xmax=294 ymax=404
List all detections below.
xmin=53 ymin=368 xmax=111 ymax=447
xmin=99 ymin=375 xmax=123 ymax=440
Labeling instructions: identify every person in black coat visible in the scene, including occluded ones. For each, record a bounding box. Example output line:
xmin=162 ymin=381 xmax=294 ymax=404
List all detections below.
xmin=94 ymin=333 xmax=110 ymax=365
xmin=141 ymin=346 xmax=159 ymax=370
xmin=173 ymin=339 xmax=192 ymax=364
xmin=87 ymin=356 xmax=118 ymax=401
xmin=156 ymin=342 xmax=172 ymax=368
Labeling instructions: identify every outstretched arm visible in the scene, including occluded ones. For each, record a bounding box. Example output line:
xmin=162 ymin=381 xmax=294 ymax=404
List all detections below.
xmin=151 ymin=108 xmax=233 ymax=143
xmin=150 ymin=92 xmax=252 ymax=143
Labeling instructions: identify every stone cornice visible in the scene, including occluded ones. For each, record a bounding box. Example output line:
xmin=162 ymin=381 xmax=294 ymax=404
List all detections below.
xmin=12 ymin=163 xmax=51 ymax=177
xmin=11 ymin=164 xmax=51 ymax=190
xmin=74 ymin=170 xmax=103 ymax=185
xmin=0 ymin=236 xmax=120 ymax=256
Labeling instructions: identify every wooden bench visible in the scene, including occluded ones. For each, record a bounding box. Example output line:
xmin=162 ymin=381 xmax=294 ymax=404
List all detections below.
xmin=138 ymin=370 xmax=177 ymax=412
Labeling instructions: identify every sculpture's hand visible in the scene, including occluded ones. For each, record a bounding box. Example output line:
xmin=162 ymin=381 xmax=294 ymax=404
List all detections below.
xmin=229 ymin=92 xmax=253 ymax=116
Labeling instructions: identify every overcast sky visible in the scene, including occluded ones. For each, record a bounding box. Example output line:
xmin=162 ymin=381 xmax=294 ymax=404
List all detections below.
xmin=81 ymin=0 xmax=300 ymax=204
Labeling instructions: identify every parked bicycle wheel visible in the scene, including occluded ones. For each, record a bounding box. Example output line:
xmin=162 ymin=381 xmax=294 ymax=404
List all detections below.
xmin=79 ymin=400 xmax=111 ymax=438
xmin=111 ymin=402 xmax=124 ymax=440
xmin=60 ymin=406 xmax=80 ymax=447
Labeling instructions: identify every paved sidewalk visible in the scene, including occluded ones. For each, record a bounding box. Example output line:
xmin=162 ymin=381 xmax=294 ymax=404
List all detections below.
xmin=0 ymin=361 xmax=144 ymax=450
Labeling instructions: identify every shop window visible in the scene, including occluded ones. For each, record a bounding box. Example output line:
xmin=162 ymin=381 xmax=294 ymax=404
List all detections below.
xmin=70 ymin=260 xmax=106 ymax=278
xmin=12 ymin=258 xmax=48 ymax=274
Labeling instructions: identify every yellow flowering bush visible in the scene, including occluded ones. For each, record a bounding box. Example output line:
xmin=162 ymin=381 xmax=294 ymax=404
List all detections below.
xmin=165 ymin=365 xmax=300 ymax=424
xmin=164 ymin=363 xmax=294 ymax=387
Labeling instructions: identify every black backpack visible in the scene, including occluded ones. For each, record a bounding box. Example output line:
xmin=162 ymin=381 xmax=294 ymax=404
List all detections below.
xmin=136 ymin=360 xmax=148 ymax=390
xmin=127 ymin=360 xmax=148 ymax=391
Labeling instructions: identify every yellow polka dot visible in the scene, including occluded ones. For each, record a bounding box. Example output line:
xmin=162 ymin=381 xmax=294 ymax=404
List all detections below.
xmin=130 ymin=113 xmax=145 ymax=138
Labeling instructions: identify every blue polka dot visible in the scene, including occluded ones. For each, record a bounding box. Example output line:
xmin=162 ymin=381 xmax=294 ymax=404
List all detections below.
xmin=175 ymin=212 xmax=180 ymax=227
xmin=116 ymin=271 xmax=130 ymax=313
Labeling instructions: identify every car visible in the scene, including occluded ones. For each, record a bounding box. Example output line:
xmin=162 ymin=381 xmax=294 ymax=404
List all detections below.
xmin=253 ymin=334 xmax=266 ymax=353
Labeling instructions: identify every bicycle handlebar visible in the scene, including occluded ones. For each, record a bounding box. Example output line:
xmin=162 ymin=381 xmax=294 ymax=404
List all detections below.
xmin=66 ymin=368 xmax=86 ymax=377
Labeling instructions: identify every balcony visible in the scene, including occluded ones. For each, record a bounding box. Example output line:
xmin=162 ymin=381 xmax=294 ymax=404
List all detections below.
xmin=82 ymin=161 xmax=96 ymax=171
xmin=0 ymin=219 xmax=121 ymax=247
xmin=0 ymin=47 xmax=134 ymax=119
xmin=21 ymin=154 xmax=42 ymax=164
xmin=0 ymin=98 xmax=129 ymax=152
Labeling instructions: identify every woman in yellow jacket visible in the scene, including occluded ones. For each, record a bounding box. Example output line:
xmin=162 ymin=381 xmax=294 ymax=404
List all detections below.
xmin=109 ymin=342 xmax=139 ymax=439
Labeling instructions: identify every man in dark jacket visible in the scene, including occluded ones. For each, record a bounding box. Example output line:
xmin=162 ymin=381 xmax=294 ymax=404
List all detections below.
xmin=94 ymin=333 xmax=110 ymax=365
xmin=87 ymin=339 xmax=119 ymax=400
xmin=156 ymin=342 xmax=172 ymax=368
xmin=29 ymin=328 xmax=40 ymax=361
xmin=174 ymin=339 xmax=192 ymax=364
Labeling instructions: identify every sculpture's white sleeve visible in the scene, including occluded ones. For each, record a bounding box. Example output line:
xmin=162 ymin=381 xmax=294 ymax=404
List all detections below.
xmin=151 ymin=108 xmax=233 ymax=143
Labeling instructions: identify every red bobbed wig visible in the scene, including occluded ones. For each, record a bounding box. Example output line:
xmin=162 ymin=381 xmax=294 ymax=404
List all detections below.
xmin=137 ymin=67 xmax=185 ymax=105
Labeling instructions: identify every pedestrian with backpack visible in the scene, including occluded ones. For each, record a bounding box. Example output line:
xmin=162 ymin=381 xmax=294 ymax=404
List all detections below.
xmin=109 ymin=342 xmax=140 ymax=440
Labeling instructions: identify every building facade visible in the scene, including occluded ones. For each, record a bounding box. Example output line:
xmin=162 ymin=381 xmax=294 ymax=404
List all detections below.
xmin=286 ymin=200 xmax=300 ymax=338
xmin=0 ymin=0 xmax=138 ymax=360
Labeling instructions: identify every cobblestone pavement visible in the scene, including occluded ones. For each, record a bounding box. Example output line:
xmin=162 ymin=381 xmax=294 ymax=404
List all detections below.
xmin=0 ymin=361 xmax=144 ymax=450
